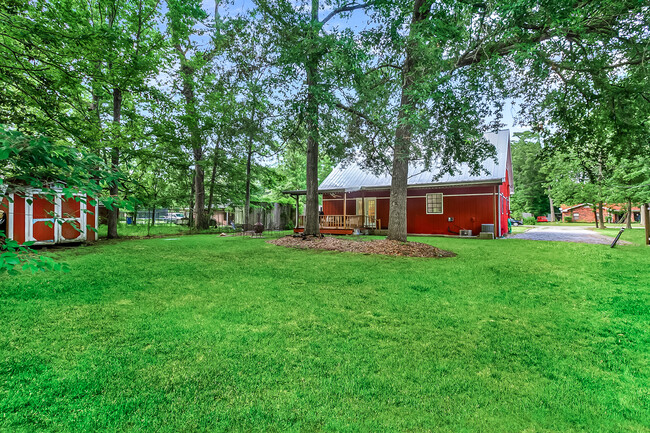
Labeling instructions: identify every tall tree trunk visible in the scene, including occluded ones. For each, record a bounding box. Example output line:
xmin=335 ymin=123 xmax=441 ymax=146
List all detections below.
xmin=626 ymin=198 xmax=633 ymax=229
xmin=189 ymin=172 xmax=195 ymax=228
xmin=387 ymin=0 xmax=429 ymax=242
xmin=303 ymin=1 xmax=321 ymax=236
xmin=151 ymin=204 xmax=155 ymax=227
xmin=193 ymin=144 xmax=206 ymax=229
xmin=107 ymin=87 xmax=122 ymax=239
xmin=244 ymin=143 xmax=253 ymax=229
xmin=548 ymin=189 xmax=555 ymax=222
xmin=178 ymin=58 xmax=207 ymax=230
xmin=598 ymin=202 xmax=606 ymax=229
xmin=593 ymin=210 xmax=599 ymax=228
xmin=207 ymin=150 xmax=219 ymax=216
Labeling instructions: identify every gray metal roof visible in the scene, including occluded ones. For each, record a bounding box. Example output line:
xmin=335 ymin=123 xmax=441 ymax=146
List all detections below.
xmin=319 ymin=130 xmax=512 ymax=192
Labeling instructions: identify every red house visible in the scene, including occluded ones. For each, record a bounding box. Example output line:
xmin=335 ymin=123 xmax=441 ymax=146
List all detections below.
xmin=290 ymin=130 xmax=512 ymax=237
xmin=1 ymin=188 xmax=98 ymax=245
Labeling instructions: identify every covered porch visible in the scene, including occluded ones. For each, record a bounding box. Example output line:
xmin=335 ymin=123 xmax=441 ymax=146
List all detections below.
xmin=284 ymin=189 xmax=382 ymax=235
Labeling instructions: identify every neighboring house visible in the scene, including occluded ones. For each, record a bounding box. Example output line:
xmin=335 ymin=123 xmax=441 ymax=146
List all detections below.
xmin=560 ymin=203 xmax=641 ymax=223
xmin=1 ymin=188 xmax=98 ymax=245
xmin=288 ymin=129 xmax=513 ymax=237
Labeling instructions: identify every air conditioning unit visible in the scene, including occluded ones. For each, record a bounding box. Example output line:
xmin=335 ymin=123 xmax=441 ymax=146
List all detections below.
xmin=481 ymin=224 xmax=495 ymax=233
xmin=459 ymin=229 xmax=472 ymax=237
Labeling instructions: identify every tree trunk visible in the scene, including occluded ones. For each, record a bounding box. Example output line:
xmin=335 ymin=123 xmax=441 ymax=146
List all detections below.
xmin=207 ymin=151 xmax=219 ymax=216
xmin=626 ymin=199 xmax=633 ymax=229
xmin=593 ymin=210 xmax=599 ymax=228
xmin=598 ymin=202 xmax=606 ymax=229
xmin=303 ymin=4 xmax=321 ymax=237
xmin=244 ymin=143 xmax=253 ymax=229
xmin=189 ymin=172 xmax=195 ymax=228
xmin=178 ymin=59 xmax=207 ymax=230
xmin=548 ymin=191 xmax=555 ymax=222
xmin=193 ymin=144 xmax=206 ymax=229
xmin=387 ymin=0 xmax=429 ymax=242
xmin=151 ymin=204 xmax=155 ymax=227
xmin=388 ymin=138 xmax=409 ymax=242
xmin=107 ymin=87 xmax=122 ymax=239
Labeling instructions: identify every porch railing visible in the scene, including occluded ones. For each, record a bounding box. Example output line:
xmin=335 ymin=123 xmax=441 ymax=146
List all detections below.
xmin=297 ymin=215 xmax=380 ymax=229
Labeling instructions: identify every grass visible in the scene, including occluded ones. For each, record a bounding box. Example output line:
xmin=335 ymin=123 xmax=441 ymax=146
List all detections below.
xmin=595 ymin=227 xmax=649 ymax=245
xmin=1 ymin=235 xmax=649 ymax=432
xmin=509 ymin=225 xmax=529 ymax=234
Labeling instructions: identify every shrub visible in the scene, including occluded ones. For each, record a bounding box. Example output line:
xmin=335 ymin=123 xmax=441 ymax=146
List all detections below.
xmin=523 ymin=216 xmax=536 ymax=225
xmin=564 ymin=216 xmax=572 ymax=223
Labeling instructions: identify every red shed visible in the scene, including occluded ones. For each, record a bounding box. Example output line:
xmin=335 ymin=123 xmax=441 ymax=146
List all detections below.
xmin=1 ymin=188 xmax=98 ymax=245
xmin=291 ymin=130 xmax=512 ymax=237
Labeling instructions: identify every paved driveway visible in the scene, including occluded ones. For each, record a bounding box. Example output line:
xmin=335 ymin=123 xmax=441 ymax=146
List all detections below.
xmin=509 ymin=225 xmax=626 ymax=245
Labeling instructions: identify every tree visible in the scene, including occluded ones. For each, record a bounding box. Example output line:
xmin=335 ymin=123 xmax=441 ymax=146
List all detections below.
xmin=166 ymin=0 xmax=241 ymax=229
xmin=0 ymin=127 xmax=126 ymax=273
xmin=510 ymin=132 xmax=553 ymax=218
xmin=344 ymin=0 xmax=649 ymax=241
xmin=255 ymin=0 xmax=373 ymax=236
xmin=0 ymin=0 xmax=166 ymax=239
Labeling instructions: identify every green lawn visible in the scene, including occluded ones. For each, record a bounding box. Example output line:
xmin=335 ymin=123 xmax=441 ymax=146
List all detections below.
xmin=595 ymin=227 xmax=649 ymax=246
xmin=1 ymin=235 xmax=649 ymax=432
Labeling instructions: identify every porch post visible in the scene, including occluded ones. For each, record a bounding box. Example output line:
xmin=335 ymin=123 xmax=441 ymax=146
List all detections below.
xmin=343 ymin=192 xmax=347 ymax=228
xmin=362 ymin=191 xmax=365 ymax=228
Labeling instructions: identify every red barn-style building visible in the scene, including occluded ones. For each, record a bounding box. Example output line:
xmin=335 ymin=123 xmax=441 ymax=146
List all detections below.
xmin=290 ymin=130 xmax=512 ymax=237
xmin=1 ymin=188 xmax=98 ymax=245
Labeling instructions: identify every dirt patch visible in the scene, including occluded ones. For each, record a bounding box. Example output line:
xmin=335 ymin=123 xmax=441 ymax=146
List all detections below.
xmin=268 ymin=236 xmax=456 ymax=258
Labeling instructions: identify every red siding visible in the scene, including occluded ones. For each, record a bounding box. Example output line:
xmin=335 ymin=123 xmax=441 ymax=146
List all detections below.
xmin=13 ymin=195 xmax=25 ymax=244
xmin=376 ymin=198 xmax=389 ymax=229
xmin=323 ymin=182 xmax=508 ymax=236
xmin=322 ymin=198 xmax=343 ymax=215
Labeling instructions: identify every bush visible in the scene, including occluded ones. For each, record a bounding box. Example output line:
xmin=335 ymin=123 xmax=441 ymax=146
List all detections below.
xmin=523 ymin=216 xmax=536 ymax=225
xmin=564 ymin=216 xmax=572 ymax=223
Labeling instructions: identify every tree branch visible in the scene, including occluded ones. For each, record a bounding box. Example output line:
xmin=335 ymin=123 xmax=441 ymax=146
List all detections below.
xmin=334 ymin=101 xmax=382 ymax=128
xmin=320 ymin=2 xmax=371 ymax=26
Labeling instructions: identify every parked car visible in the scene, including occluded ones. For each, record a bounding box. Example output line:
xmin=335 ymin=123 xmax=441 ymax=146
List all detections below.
xmin=536 ymin=216 xmax=549 ymax=222
xmin=508 ymin=218 xmax=523 ymax=226
xmin=163 ymin=213 xmax=185 ymax=223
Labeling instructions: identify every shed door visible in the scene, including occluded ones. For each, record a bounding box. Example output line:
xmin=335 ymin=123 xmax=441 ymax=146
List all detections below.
xmin=29 ymin=194 xmax=56 ymax=244
xmin=57 ymin=196 xmax=87 ymax=243
xmin=26 ymin=193 xmax=87 ymax=244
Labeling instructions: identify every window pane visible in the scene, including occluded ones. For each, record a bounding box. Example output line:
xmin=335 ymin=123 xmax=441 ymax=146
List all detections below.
xmin=426 ymin=193 xmax=443 ymax=214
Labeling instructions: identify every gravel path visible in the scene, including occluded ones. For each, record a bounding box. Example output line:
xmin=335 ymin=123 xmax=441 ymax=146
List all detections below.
xmin=508 ymin=226 xmax=629 ymax=245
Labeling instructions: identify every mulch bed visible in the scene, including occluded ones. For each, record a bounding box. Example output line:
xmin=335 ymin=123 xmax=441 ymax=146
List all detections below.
xmin=268 ymin=235 xmax=456 ymax=258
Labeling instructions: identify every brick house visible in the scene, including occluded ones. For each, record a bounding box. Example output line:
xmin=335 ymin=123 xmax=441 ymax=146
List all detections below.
xmin=560 ymin=203 xmax=640 ymax=223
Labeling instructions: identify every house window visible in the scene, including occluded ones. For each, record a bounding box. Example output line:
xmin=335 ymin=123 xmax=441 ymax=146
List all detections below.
xmin=426 ymin=193 xmax=443 ymax=214
xmin=573 ymin=213 xmax=579 ymax=221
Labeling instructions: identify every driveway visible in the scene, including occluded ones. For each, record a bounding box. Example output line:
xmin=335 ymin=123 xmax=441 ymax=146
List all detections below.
xmin=509 ymin=225 xmax=626 ymax=245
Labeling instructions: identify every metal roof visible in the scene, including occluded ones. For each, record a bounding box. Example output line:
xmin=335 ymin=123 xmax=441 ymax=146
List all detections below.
xmin=319 ymin=130 xmax=512 ymax=192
